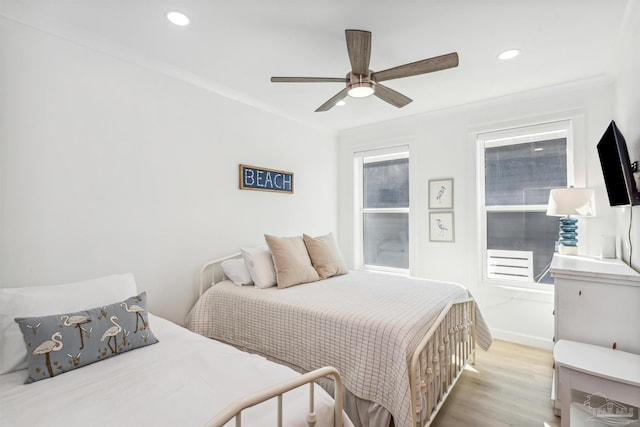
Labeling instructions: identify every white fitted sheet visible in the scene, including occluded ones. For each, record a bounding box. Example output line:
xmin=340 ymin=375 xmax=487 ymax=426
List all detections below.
xmin=0 ymin=314 xmax=344 ymax=427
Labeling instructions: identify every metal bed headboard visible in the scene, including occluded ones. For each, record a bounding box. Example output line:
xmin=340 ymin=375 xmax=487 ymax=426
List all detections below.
xmin=198 ymin=252 xmax=242 ymax=296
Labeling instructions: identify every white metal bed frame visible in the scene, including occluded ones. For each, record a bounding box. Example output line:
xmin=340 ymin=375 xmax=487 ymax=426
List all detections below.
xmin=198 ymin=254 xmax=476 ymax=427
xmin=206 ymin=366 xmax=344 ymax=427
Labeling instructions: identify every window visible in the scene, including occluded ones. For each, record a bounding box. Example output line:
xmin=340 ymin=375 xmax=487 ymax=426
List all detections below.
xmin=478 ymin=121 xmax=572 ymax=286
xmin=354 ymin=146 xmax=409 ymax=272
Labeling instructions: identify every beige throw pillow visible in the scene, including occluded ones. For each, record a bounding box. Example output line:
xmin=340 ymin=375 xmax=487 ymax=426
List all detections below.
xmin=303 ymin=233 xmax=348 ymax=279
xmin=264 ymin=234 xmax=320 ymax=288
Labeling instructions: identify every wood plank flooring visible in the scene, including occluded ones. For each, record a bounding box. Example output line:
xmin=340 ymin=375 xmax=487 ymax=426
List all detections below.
xmin=430 ymin=339 xmax=560 ymax=427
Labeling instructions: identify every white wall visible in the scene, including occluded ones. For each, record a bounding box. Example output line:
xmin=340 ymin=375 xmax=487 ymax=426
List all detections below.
xmin=0 ymin=18 xmax=338 ymax=324
xmin=338 ymin=78 xmax=616 ymax=349
xmin=613 ymin=2 xmax=640 ymax=269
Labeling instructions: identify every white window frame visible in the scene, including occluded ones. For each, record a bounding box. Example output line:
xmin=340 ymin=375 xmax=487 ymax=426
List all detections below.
xmin=477 ymin=120 xmax=575 ymax=290
xmin=353 ymin=145 xmax=410 ymax=274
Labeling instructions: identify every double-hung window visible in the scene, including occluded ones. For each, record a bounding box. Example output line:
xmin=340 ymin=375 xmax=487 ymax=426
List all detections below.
xmin=354 ymin=146 xmax=409 ymax=272
xmin=478 ymin=121 xmax=572 ymax=286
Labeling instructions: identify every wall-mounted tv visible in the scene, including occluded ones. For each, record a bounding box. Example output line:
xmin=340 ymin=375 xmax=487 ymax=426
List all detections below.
xmin=596 ymin=120 xmax=640 ymax=206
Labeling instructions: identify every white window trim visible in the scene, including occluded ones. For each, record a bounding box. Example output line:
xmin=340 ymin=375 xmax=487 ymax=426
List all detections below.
xmin=477 ymin=119 xmax=575 ymax=291
xmin=353 ymin=146 xmax=410 ymax=274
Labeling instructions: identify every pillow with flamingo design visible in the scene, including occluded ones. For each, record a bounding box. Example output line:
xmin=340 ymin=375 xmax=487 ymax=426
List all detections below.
xmin=14 ymin=292 xmax=158 ymax=383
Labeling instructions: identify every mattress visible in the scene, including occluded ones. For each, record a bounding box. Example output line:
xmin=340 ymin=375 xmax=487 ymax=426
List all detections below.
xmin=186 ymin=270 xmax=492 ymax=427
xmin=0 ymin=314 xmax=344 ymax=427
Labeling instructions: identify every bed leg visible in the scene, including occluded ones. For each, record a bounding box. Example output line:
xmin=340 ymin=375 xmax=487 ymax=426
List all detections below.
xmin=307 ymin=382 xmax=317 ymax=427
xmin=471 ymin=300 xmax=477 ymax=366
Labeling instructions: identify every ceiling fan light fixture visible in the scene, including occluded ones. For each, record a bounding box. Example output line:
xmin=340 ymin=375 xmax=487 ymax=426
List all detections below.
xmin=348 ymin=82 xmax=375 ymax=98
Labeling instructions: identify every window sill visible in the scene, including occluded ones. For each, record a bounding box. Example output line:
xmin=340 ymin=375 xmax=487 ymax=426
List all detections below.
xmin=482 ymin=278 xmax=555 ymax=295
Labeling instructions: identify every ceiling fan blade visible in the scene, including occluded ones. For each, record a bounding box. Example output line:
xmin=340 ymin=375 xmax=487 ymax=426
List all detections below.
xmin=271 ymin=77 xmax=347 ymax=83
xmin=372 ymin=52 xmax=459 ymax=82
xmin=345 ymin=29 xmax=372 ymax=76
xmin=373 ymin=83 xmax=412 ymax=108
xmin=315 ymin=88 xmax=350 ymax=112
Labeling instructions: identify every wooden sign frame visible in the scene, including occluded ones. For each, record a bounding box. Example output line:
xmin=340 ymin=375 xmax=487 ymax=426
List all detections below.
xmin=239 ymin=164 xmax=294 ymax=194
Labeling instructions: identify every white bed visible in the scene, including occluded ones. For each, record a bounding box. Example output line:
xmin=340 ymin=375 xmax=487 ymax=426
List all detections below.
xmin=187 ymin=253 xmax=493 ymax=427
xmin=0 ymin=275 xmax=350 ymax=427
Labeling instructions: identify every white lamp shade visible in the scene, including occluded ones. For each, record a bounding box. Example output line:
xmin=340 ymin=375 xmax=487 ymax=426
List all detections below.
xmin=546 ymin=188 xmax=596 ymax=217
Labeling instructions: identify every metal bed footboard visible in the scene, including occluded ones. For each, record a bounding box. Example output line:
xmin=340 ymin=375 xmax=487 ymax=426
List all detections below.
xmin=204 ymin=366 xmax=344 ymax=427
xmin=410 ymin=298 xmax=476 ymax=427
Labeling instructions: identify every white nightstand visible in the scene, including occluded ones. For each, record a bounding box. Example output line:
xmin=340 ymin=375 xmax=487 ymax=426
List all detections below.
xmin=550 ymin=254 xmax=640 ymax=415
xmin=554 ymin=340 xmax=640 ymax=427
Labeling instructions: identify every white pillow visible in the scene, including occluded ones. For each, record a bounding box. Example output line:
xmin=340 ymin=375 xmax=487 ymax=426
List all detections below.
xmin=241 ymin=246 xmax=277 ymax=289
xmin=221 ymin=259 xmax=254 ymax=286
xmin=0 ymin=273 xmax=138 ymax=375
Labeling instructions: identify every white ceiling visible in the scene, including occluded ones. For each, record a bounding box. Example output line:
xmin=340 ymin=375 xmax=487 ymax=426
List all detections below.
xmin=1 ymin=0 xmax=636 ymax=132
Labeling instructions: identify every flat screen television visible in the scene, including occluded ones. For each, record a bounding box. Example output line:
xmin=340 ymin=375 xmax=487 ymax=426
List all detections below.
xmin=596 ymin=120 xmax=640 ymax=206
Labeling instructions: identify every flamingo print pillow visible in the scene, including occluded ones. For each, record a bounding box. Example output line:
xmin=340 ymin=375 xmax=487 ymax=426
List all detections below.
xmin=14 ymin=292 xmax=158 ymax=383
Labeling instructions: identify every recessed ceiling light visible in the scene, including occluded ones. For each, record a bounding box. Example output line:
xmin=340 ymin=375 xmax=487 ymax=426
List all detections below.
xmin=336 ymin=100 xmax=346 ymax=107
xmin=498 ymin=49 xmax=520 ymax=60
xmin=167 ymin=11 xmax=190 ymax=26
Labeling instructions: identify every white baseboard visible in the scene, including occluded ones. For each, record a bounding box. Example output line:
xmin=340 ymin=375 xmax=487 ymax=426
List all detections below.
xmin=490 ymin=328 xmax=553 ymax=350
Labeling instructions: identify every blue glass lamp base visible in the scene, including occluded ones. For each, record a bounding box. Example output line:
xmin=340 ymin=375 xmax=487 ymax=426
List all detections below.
xmin=558 ymin=217 xmax=579 ymax=255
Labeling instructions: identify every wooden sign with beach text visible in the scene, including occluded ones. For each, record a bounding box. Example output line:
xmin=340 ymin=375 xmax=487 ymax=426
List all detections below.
xmin=239 ymin=164 xmax=294 ymax=194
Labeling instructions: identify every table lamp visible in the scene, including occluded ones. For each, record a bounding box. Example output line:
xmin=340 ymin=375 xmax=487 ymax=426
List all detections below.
xmin=546 ymin=187 xmax=596 ymax=255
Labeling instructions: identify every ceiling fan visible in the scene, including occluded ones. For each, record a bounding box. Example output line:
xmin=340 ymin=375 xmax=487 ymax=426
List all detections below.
xmin=271 ymin=29 xmax=459 ymax=112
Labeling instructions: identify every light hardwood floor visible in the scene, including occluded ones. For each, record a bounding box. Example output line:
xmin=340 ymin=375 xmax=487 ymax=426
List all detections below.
xmin=430 ymin=339 xmax=560 ymax=427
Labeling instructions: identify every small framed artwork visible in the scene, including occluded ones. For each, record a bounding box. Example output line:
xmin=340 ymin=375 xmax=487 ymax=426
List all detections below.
xmin=429 ymin=178 xmax=453 ymax=209
xmin=429 ymin=211 xmax=455 ymax=242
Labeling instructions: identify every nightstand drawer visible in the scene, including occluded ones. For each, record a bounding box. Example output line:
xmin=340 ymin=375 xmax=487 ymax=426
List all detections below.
xmin=555 ymin=279 xmax=640 ymax=352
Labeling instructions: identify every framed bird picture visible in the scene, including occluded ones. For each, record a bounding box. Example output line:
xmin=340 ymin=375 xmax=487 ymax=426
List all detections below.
xmin=428 ymin=178 xmax=453 ymax=209
xmin=429 ymin=211 xmax=455 ymax=242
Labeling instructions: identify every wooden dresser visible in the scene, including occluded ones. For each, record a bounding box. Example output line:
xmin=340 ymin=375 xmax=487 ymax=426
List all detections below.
xmin=550 ymin=253 xmax=640 ymax=414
